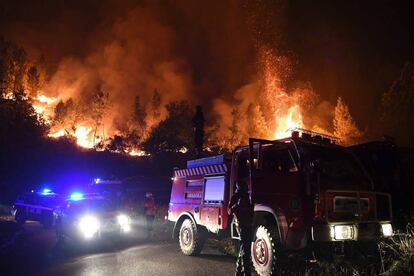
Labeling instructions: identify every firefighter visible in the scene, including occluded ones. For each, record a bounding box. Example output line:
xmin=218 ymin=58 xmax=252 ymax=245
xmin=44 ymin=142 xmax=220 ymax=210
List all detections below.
xmin=144 ymin=192 xmax=156 ymax=239
xmin=228 ymin=180 xmax=254 ymax=276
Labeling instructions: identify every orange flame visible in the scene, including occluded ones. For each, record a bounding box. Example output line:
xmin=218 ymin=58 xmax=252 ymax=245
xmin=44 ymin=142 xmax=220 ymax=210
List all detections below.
xmin=48 ymin=129 xmax=65 ymax=138
xmin=126 ymin=149 xmax=150 ymax=156
xmin=74 ymin=126 xmax=94 ymax=148
xmin=274 ymin=105 xmax=303 ymax=139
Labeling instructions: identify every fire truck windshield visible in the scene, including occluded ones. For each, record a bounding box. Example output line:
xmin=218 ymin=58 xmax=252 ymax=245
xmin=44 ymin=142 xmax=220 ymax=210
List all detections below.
xmin=304 ymin=145 xmax=372 ymax=190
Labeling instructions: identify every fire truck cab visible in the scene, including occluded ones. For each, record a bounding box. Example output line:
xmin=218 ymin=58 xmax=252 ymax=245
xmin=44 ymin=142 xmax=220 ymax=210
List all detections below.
xmin=168 ymin=129 xmax=393 ymax=275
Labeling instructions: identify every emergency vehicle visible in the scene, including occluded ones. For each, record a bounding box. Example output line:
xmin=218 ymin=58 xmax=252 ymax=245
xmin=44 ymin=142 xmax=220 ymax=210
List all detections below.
xmin=168 ymin=129 xmax=393 ymax=275
xmin=12 ymin=189 xmax=64 ymax=228
xmin=54 ymin=193 xmax=132 ymax=244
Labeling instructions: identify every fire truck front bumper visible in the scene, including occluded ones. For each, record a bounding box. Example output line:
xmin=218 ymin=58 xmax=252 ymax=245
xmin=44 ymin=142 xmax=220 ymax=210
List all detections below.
xmin=311 ymin=222 xmax=393 ymax=242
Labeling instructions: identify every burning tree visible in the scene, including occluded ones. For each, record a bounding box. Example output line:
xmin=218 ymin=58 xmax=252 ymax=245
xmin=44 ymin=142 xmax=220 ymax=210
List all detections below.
xmin=90 ymin=86 xmax=110 ymax=146
xmin=333 ymin=97 xmax=363 ymax=145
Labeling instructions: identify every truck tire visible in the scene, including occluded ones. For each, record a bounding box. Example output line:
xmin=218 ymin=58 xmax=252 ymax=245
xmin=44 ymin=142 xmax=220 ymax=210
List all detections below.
xmin=252 ymin=225 xmax=281 ymax=276
xmin=178 ymin=218 xmax=206 ymax=256
xmin=15 ymin=209 xmax=26 ymax=225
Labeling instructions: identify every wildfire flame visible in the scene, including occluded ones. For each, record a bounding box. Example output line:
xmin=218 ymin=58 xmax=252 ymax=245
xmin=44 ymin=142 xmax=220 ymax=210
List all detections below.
xmin=38 ymin=95 xmax=147 ymax=155
xmin=37 ymin=94 xmax=57 ymax=104
xmin=274 ymin=105 xmax=303 ymax=139
xmin=74 ymin=126 xmax=93 ymax=148
xmin=33 ymin=94 xmax=57 ymax=122
xmin=127 ymin=149 xmax=149 ymax=156
xmin=48 ymin=129 xmax=65 ymax=138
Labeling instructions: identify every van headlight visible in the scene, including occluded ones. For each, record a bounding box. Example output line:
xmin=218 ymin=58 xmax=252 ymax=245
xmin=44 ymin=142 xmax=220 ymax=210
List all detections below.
xmin=78 ymin=215 xmax=100 ymax=239
xmin=331 ymin=225 xmax=356 ymax=240
xmin=381 ymin=223 xmax=393 ymax=237
xmin=117 ymin=214 xmax=131 ymax=232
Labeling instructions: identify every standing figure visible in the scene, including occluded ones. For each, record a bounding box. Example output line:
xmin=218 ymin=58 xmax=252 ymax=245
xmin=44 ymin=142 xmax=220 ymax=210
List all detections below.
xmin=192 ymin=105 xmax=204 ymax=158
xmin=144 ymin=192 xmax=156 ymax=239
xmin=228 ymin=180 xmax=254 ymax=276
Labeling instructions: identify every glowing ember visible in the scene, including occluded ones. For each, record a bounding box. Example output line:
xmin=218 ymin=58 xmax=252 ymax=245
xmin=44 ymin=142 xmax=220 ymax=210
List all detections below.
xmin=127 ymin=149 xmax=150 ymax=156
xmin=48 ymin=129 xmax=65 ymax=138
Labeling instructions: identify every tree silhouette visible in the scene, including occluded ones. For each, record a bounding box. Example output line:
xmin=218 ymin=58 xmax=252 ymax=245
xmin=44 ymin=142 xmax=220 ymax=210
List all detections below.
xmin=89 ymin=86 xmax=109 ymax=145
xmin=143 ymin=101 xmax=193 ymax=154
xmin=381 ymin=62 xmax=414 ymax=146
xmin=0 ymin=38 xmax=29 ymax=97
xmin=132 ymin=95 xmax=147 ymax=138
xmin=151 ymin=89 xmax=161 ymax=120
xmin=0 ymin=91 xmax=48 ymax=148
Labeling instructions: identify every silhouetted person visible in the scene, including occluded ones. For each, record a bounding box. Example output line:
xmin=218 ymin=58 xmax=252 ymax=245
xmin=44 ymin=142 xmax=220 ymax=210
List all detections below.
xmin=228 ymin=180 xmax=254 ymax=276
xmin=144 ymin=192 xmax=156 ymax=239
xmin=192 ymin=105 xmax=204 ymax=157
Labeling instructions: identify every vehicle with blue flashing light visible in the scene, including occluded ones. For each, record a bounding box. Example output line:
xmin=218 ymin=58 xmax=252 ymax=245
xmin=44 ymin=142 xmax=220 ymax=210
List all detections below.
xmin=12 ymin=189 xmax=64 ymax=228
xmin=54 ymin=192 xmax=132 ymax=244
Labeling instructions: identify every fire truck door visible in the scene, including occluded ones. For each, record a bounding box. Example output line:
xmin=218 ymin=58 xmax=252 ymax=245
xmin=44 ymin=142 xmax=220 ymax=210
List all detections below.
xmin=200 ymin=176 xmax=226 ymax=230
xmin=248 ymin=138 xmax=289 ymax=202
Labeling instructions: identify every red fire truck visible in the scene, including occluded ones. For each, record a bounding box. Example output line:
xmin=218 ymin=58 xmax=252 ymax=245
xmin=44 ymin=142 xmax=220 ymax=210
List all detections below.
xmin=168 ymin=129 xmax=393 ymax=275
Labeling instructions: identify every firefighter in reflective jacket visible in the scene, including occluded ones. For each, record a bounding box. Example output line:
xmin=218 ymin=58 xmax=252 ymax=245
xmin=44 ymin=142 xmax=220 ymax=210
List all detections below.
xmin=144 ymin=192 xmax=156 ymax=239
xmin=228 ymin=180 xmax=254 ymax=276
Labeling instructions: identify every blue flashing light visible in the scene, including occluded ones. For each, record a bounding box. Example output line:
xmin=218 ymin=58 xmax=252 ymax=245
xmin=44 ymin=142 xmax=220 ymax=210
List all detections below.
xmin=41 ymin=188 xmax=53 ymax=195
xmin=69 ymin=192 xmax=84 ymax=201
xmin=94 ymin=178 xmax=101 ymax=184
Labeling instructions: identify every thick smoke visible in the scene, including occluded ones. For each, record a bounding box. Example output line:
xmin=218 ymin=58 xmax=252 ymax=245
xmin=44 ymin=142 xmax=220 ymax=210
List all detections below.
xmin=43 ymin=4 xmax=195 ymax=140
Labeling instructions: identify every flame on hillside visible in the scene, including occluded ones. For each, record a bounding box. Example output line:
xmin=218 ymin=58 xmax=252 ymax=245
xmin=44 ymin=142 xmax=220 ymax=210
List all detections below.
xmin=35 ymin=94 xmax=142 ymax=154
xmin=33 ymin=94 xmax=57 ymax=123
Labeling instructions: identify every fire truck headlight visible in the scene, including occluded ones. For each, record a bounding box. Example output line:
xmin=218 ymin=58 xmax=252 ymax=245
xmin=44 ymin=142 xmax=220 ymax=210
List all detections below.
xmin=78 ymin=215 xmax=100 ymax=239
xmin=381 ymin=223 xmax=393 ymax=237
xmin=332 ymin=225 xmax=355 ymax=240
xmin=117 ymin=214 xmax=131 ymax=232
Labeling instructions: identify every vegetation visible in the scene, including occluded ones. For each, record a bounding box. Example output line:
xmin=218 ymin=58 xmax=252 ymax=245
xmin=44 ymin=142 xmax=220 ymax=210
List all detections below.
xmin=333 ymin=97 xmax=363 ymax=145
xmin=379 ymin=224 xmax=414 ymax=275
xmin=381 ymin=62 xmax=414 ymax=147
xmin=143 ymin=101 xmax=194 ymax=154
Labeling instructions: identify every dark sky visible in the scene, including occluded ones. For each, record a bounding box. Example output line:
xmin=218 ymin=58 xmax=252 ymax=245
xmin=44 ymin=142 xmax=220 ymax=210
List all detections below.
xmin=284 ymin=1 xmax=414 ymax=127
xmin=0 ymin=0 xmax=413 ymax=130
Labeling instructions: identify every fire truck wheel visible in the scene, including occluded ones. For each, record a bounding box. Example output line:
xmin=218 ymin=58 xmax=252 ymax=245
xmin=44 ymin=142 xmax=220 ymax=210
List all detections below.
xmin=252 ymin=225 xmax=281 ymax=276
xmin=178 ymin=218 xmax=206 ymax=256
xmin=15 ymin=209 xmax=26 ymax=225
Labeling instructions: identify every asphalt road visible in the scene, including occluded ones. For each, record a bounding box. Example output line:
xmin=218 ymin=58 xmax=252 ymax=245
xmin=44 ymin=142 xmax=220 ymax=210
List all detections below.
xmin=2 ymin=222 xmax=237 ymax=276
xmin=46 ymin=243 xmax=236 ymax=276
